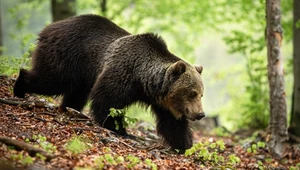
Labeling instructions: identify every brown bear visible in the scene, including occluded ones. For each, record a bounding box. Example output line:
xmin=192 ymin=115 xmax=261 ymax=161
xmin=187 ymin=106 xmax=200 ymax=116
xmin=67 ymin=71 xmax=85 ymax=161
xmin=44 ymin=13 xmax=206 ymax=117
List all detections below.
xmin=13 ymin=14 xmax=205 ymax=152
xmin=14 ymin=14 xmax=130 ymax=111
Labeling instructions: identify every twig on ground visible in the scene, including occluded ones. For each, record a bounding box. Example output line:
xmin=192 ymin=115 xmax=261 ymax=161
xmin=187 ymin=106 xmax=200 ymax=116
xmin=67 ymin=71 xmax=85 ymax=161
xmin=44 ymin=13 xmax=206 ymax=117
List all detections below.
xmin=32 ymin=112 xmax=58 ymax=122
xmin=0 ymin=98 xmax=50 ymax=109
xmin=69 ymin=118 xmax=90 ymax=121
xmin=6 ymin=111 xmax=30 ymax=116
xmin=33 ymin=114 xmax=47 ymax=122
xmin=0 ymin=98 xmax=24 ymax=105
xmin=66 ymin=107 xmax=90 ymax=119
xmin=0 ymin=136 xmax=56 ymax=161
xmin=118 ymin=139 xmax=134 ymax=149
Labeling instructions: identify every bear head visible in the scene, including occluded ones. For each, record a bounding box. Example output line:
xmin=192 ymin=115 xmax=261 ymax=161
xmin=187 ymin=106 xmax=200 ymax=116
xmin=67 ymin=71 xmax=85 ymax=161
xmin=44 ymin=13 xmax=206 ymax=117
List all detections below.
xmin=163 ymin=61 xmax=205 ymax=121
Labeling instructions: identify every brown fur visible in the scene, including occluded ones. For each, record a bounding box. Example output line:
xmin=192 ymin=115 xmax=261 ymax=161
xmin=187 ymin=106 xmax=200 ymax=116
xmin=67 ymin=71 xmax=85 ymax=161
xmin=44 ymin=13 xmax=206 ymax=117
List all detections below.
xmin=14 ymin=14 xmax=205 ymax=152
xmin=90 ymin=33 xmax=205 ymax=152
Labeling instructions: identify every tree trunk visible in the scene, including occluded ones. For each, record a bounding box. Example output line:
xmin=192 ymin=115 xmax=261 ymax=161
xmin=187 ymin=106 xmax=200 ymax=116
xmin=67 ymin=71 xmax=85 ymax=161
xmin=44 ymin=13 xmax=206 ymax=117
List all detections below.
xmin=51 ymin=0 xmax=76 ymax=22
xmin=289 ymin=0 xmax=300 ymax=137
xmin=100 ymin=0 xmax=107 ymax=16
xmin=0 ymin=0 xmax=2 ymax=55
xmin=266 ymin=0 xmax=288 ymax=157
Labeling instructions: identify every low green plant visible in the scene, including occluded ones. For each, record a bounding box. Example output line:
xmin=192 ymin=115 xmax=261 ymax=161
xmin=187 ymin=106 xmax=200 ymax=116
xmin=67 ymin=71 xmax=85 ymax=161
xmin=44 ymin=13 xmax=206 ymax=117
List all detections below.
xmin=94 ymin=156 xmax=105 ymax=169
xmin=65 ymin=136 xmax=90 ymax=155
xmin=36 ymin=153 xmax=46 ymax=161
xmin=228 ymin=154 xmax=241 ymax=165
xmin=0 ymin=43 xmax=35 ymax=75
xmin=32 ymin=134 xmax=57 ymax=154
xmin=95 ymin=154 xmax=124 ymax=169
xmin=94 ymin=153 xmax=157 ymax=170
xmin=145 ymin=158 xmax=157 ymax=170
xmin=126 ymin=155 xmax=141 ymax=169
xmin=105 ymin=108 xmax=138 ymax=131
xmin=115 ymin=156 xmax=125 ymax=164
xmin=246 ymin=141 xmax=265 ymax=154
xmin=10 ymin=153 xmax=34 ymax=166
xmin=257 ymin=160 xmax=264 ymax=170
xmin=185 ymin=140 xmax=240 ymax=168
xmin=104 ymin=154 xmax=117 ymax=165
xmin=289 ymin=163 xmax=300 ymax=170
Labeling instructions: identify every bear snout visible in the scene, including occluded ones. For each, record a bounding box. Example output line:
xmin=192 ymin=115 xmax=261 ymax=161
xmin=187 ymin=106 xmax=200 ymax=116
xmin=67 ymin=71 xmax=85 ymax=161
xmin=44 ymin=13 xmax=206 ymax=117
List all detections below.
xmin=186 ymin=112 xmax=205 ymax=121
xmin=195 ymin=112 xmax=205 ymax=120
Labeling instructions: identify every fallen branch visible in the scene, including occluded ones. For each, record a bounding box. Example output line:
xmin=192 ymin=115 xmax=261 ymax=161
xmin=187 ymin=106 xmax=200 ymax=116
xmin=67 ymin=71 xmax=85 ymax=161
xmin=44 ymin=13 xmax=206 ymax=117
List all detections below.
xmin=66 ymin=107 xmax=90 ymax=119
xmin=118 ymin=139 xmax=134 ymax=149
xmin=0 ymin=98 xmax=50 ymax=109
xmin=33 ymin=114 xmax=48 ymax=122
xmin=0 ymin=98 xmax=23 ymax=105
xmin=69 ymin=118 xmax=90 ymax=121
xmin=0 ymin=136 xmax=55 ymax=161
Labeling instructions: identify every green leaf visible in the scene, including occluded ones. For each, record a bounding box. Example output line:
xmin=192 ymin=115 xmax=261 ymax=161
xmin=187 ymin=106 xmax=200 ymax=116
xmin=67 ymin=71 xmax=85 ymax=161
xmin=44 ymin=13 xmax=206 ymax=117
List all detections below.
xmin=210 ymin=143 xmax=216 ymax=149
xmin=104 ymin=154 xmax=116 ymax=165
xmin=216 ymin=140 xmax=225 ymax=150
xmin=115 ymin=156 xmax=124 ymax=163
xmin=257 ymin=141 xmax=265 ymax=148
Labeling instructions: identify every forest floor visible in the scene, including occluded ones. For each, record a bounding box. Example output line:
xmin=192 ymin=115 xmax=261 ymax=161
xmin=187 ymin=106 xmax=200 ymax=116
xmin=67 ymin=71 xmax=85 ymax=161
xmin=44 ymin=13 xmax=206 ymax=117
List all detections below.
xmin=0 ymin=75 xmax=299 ymax=170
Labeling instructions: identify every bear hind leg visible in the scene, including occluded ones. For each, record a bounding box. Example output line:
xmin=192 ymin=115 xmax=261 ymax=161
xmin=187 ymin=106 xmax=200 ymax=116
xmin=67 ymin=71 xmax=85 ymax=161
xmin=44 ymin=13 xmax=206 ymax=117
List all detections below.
xmin=14 ymin=69 xmax=27 ymax=98
xmin=60 ymin=88 xmax=90 ymax=111
xmin=14 ymin=69 xmax=65 ymax=97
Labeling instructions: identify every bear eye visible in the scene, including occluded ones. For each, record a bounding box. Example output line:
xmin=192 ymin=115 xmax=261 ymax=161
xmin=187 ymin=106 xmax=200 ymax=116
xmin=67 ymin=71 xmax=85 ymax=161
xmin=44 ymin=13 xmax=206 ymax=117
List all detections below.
xmin=189 ymin=91 xmax=198 ymax=98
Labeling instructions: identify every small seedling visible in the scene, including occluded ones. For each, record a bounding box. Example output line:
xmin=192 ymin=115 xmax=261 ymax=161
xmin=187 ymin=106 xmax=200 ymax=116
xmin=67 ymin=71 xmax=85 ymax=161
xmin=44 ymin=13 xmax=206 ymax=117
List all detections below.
xmin=94 ymin=152 xmax=157 ymax=169
xmin=185 ymin=139 xmax=240 ymax=168
xmin=126 ymin=155 xmax=141 ymax=169
xmin=10 ymin=153 xmax=34 ymax=166
xmin=65 ymin=136 xmax=89 ymax=155
xmin=32 ymin=134 xmax=57 ymax=153
xmin=247 ymin=141 xmax=265 ymax=154
xmin=104 ymin=108 xmax=138 ymax=131
xmin=145 ymin=158 xmax=158 ymax=170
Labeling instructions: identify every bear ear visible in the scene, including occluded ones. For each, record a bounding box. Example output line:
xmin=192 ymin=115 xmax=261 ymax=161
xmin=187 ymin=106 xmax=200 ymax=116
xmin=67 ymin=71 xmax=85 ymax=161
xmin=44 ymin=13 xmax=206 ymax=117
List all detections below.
xmin=195 ymin=65 xmax=203 ymax=74
xmin=168 ymin=61 xmax=186 ymax=76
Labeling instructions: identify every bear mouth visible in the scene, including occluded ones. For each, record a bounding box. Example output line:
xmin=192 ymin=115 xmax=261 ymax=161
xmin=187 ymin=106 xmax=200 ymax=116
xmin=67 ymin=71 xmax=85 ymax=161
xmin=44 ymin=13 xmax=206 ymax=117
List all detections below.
xmin=188 ymin=112 xmax=205 ymax=121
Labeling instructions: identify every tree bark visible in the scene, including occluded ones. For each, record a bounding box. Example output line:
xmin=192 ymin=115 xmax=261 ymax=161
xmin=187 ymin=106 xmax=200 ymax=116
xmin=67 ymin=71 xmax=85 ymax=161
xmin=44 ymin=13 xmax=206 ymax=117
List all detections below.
xmin=51 ymin=0 xmax=76 ymax=22
xmin=0 ymin=0 xmax=2 ymax=55
xmin=266 ymin=0 xmax=288 ymax=157
xmin=289 ymin=0 xmax=300 ymax=137
xmin=100 ymin=0 xmax=107 ymax=16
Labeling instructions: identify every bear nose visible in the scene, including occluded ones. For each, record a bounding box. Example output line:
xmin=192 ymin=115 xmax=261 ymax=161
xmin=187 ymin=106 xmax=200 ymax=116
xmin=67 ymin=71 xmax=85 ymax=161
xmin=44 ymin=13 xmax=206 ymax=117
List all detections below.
xmin=196 ymin=112 xmax=205 ymax=120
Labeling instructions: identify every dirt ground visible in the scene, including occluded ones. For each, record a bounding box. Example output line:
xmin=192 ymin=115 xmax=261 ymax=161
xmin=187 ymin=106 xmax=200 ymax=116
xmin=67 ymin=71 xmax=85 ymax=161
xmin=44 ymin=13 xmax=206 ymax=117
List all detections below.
xmin=0 ymin=75 xmax=299 ymax=170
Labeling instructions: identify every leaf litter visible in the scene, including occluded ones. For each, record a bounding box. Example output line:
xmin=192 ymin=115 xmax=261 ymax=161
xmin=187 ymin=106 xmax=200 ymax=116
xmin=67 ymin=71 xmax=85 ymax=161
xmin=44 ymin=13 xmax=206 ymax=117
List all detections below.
xmin=0 ymin=75 xmax=299 ymax=170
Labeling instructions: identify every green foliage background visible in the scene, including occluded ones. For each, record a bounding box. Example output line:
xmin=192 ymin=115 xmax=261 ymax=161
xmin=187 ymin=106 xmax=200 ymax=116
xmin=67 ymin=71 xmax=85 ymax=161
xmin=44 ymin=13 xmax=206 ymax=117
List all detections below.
xmin=0 ymin=0 xmax=293 ymax=130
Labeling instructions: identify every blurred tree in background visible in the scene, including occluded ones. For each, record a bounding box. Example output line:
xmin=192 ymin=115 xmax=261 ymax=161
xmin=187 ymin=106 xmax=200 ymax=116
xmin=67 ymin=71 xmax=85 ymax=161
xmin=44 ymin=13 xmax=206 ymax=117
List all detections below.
xmin=51 ymin=0 xmax=76 ymax=22
xmin=289 ymin=0 xmax=300 ymax=138
xmin=0 ymin=1 xmax=2 ymax=56
xmin=0 ymin=0 xmax=295 ymax=135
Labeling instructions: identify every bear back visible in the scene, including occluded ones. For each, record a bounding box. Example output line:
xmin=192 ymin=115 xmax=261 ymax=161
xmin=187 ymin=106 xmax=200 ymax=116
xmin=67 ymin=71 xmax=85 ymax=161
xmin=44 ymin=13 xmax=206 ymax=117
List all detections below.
xmin=31 ymin=14 xmax=130 ymax=92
